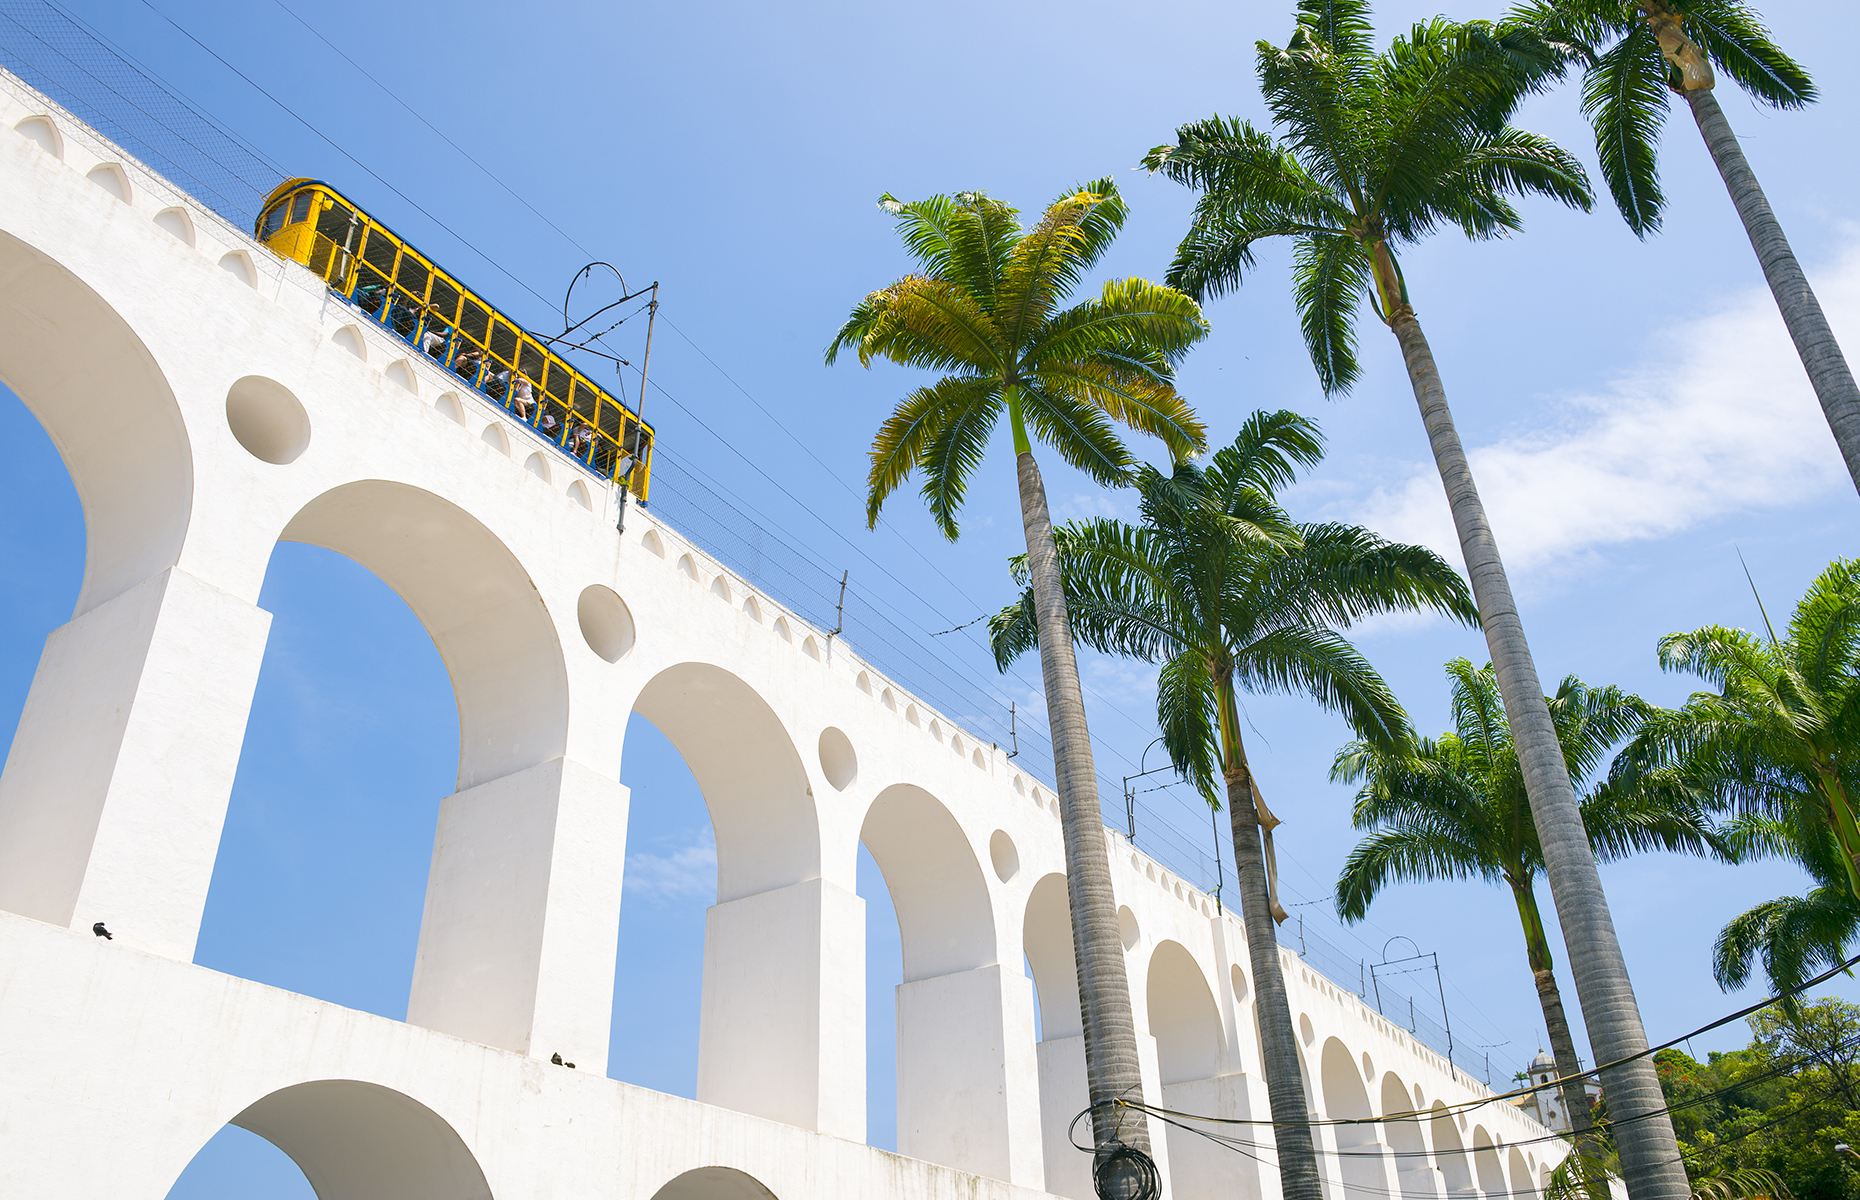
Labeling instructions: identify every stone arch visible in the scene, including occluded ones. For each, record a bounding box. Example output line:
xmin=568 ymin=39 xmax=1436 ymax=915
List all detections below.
xmin=566 ymin=479 xmax=592 ymax=510
xmin=185 ymin=1079 xmax=492 ymax=1200
xmin=154 ymin=206 xmax=194 ymax=245
xmin=85 ymin=162 xmax=129 ymax=201
xmin=1471 ymin=1126 xmax=1506 ymax=1197
xmin=1381 ymin=1072 xmax=1426 ymax=1156
xmin=14 ymin=114 xmax=61 ymax=157
xmin=386 ymin=359 xmax=418 ymax=393
xmin=1147 ymin=939 xmax=1221 ymax=1085
xmin=524 ymin=451 xmax=551 ymax=483
xmin=860 ymin=783 xmax=995 ymax=981
xmin=277 ymin=480 xmax=569 ymax=789
xmin=1023 ymin=871 xmax=1079 ymax=1040
xmin=1430 ymin=1102 xmax=1474 ymax=1194
xmin=480 ymin=423 xmax=509 ymax=456
xmin=1323 ymin=1036 xmax=1390 ymax=1200
xmin=648 ymin=1166 xmax=779 ymax=1200
xmin=1509 ymin=1146 xmax=1537 ymax=1200
xmin=0 ymin=227 xmax=191 ymax=616
xmin=630 ymin=661 xmax=819 ymax=901
xmin=219 ymin=250 xmax=256 ymax=287
xmin=334 ymin=325 xmax=367 ymax=360
xmin=434 ymin=393 xmax=465 ymax=425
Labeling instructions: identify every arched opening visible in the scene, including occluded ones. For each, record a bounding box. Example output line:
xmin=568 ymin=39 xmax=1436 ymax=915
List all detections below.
xmin=1147 ymin=940 xmax=1221 ymax=1085
xmin=0 ymin=228 xmax=189 ymax=615
xmin=1323 ymin=1037 xmax=1391 ymax=1200
xmin=1383 ymin=1073 xmax=1440 ymax=1200
xmin=1024 ymin=871 xmax=1090 ymax=1199
xmin=1471 ymin=1127 xmax=1507 ymax=1198
xmin=861 ymin=783 xmax=1016 ymax=1179
xmin=618 ymin=662 xmax=828 ymax=1134
xmin=1509 ymin=1147 xmax=1538 ymax=1200
xmin=14 ymin=115 xmax=61 ymax=157
xmin=166 ymin=1080 xmax=490 ymax=1200
xmin=85 ymin=162 xmax=129 ymax=201
xmin=154 ymin=206 xmax=195 ymax=245
xmin=1430 ymin=1103 xmax=1475 ymax=1195
xmin=0 ymin=228 xmax=198 ymax=943
xmin=648 ymin=1166 xmax=778 ymax=1200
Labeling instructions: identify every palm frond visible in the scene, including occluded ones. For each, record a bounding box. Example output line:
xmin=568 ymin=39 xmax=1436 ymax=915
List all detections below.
xmin=1293 ymin=233 xmax=1373 ymax=394
xmin=865 ymin=375 xmax=996 ymax=527
xmin=1685 ymin=1 xmax=1815 ymax=108
xmin=1580 ymin=23 xmax=1669 ymax=237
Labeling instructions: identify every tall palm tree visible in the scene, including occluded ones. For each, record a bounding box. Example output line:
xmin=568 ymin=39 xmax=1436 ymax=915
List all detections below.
xmin=1335 ymin=659 xmax=1730 ymax=1184
xmin=826 ymin=180 xmax=1208 ymax=1163
xmin=1509 ymin=0 xmax=1860 ymax=495
xmin=990 ymin=411 xmax=1478 ymax=1200
xmin=1621 ymin=559 xmax=1860 ymax=983
xmin=1142 ymin=6 xmax=1692 ymax=1197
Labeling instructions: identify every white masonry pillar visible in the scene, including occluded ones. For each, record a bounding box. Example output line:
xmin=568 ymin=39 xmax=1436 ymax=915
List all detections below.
xmin=406 ymin=757 xmax=628 ymax=1072
xmin=698 ymin=877 xmax=865 ymax=1141
xmin=0 ymin=567 xmax=270 ymax=960
xmin=895 ymin=963 xmax=1045 ymax=1187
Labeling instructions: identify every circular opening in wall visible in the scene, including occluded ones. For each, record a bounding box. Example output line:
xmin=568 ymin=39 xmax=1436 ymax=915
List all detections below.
xmin=1299 ymin=1013 xmax=1315 ymax=1045
xmin=818 ymin=726 xmax=857 ymax=791
xmin=989 ymin=830 xmax=1019 ymax=883
xmin=1362 ymin=1052 xmax=1375 ymax=1080
xmin=1118 ymin=905 xmax=1140 ymax=951
xmin=577 ymin=585 xmax=635 ymax=662
xmin=1231 ymin=964 xmax=1249 ymax=1002
xmin=225 ymin=375 xmax=310 ymax=464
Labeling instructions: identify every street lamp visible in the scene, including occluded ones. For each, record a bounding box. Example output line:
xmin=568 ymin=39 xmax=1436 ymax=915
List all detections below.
xmin=1835 ymin=1144 xmax=1859 ymax=1163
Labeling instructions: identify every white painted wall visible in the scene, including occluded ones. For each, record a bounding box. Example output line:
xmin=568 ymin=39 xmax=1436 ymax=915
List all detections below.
xmin=0 ymin=71 xmax=1569 ymax=1200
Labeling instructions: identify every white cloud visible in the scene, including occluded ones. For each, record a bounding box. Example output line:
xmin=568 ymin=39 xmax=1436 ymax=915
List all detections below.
xmin=1342 ymin=242 xmax=1859 ymax=574
xmin=624 ymin=829 xmax=716 ymax=903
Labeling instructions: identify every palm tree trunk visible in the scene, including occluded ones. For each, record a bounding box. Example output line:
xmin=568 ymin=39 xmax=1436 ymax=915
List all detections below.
xmin=1385 ymin=305 xmax=1690 ymax=1200
xmin=1015 ymin=445 xmax=1151 ymax=1160
xmin=1683 ymin=86 xmax=1860 ymax=496
xmin=1512 ymin=883 xmax=1604 ymax=1197
xmin=1219 ymin=673 xmax=1323 ymax=1200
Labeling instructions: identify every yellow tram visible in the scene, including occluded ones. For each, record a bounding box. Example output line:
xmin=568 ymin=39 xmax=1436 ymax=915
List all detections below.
xmin=254 ymin=178 xmax=654 ymax=499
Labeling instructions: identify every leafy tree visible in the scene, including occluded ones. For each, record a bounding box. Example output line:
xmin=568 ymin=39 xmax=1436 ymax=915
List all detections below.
xmin=1509 ymin=0 xmax=1860 ymax=496
xmin=1335 ymin=658 xmax=1729 ymax=1181
xmin=1142 ymin=2 xmax=1686 ymax=1194
xmin=826 ymin=180 xmax=1207 ymax=1162
xmin=990 ymin=411 xmax=1476 ymax=1200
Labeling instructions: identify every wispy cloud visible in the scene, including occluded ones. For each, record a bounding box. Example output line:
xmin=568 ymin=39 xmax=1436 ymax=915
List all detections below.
xmin=624 ymin=829 xmax=716 ymax=903
xmin=1338 ymin=241 xmax=1859 ymax=576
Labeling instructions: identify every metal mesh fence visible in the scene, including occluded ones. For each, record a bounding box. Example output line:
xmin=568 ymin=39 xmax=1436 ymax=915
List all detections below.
xmin=0 ymin=0 xmax=1523 ymax=1088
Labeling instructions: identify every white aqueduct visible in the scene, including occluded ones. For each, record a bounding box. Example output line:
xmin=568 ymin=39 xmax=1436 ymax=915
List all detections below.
xmin=0 ymin=72 xmax=1570 ymax=1200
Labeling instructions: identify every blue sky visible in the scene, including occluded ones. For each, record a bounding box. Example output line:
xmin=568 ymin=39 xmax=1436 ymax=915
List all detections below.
xmin=0 ymin=0 xmax=1855 ymax=1194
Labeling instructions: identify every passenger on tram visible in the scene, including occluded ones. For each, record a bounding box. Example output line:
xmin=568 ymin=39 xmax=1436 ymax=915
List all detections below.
xmin=420 ymin=321 xmax=448 ymax=359
xmin=508 ymin=372 xmax=537 ymax=419
xmin=453 ymin=347 xmax=484 ymax=379
xmin=539 ymin=408 xmax=561 ymax=440
xmin=355 ymin=281 xmax=387 ymax=315
xmin=567 ymin=416 xmax=595 ymax=459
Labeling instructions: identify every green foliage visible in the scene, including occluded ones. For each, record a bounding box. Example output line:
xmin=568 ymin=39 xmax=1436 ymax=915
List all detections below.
xmin=1332 ymin=659 xmax=1729 ymax=959
xmin=1621 ymin=560 xmax=1860 ymax=995
xmin=1144 ymin=4 xmax=1588 ymax=393
xmin=988 ymin=412 xmax=1476 ymax=803
xmin=1550 ymin=1001 xmax=1860 ymax=1200
xmin=1508 ymin=0 xmax=1815 ymax=236
xmin=825 ymin=181 xmax=1209 ymax=539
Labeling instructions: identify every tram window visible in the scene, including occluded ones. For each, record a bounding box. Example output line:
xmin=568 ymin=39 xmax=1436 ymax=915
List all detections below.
xmin=361 ymin=229 xmax=397 ymax=276
xmin=519 ymin=343 xmax=547 ymax=385
xmin=396 ymin=254 xmax=429 ymax=299
xmin=595 ymin=396 xmax=622 ymax=435
xmin=488 ymin=321 xmax=519 ymax=367
xmin=459 ymin=298 xmax=490 ymax=342
xmin=261 ymin=201 xmax=289 ymax=240
xmin=542 ymin=360 xmax=570 ymax=401
xmin=573 ymin=380 xmax=602 ymax=421
xmin=290 ymin=192 xmax=314 ymax=224
xmin=317 ymin=199 xmax=350 ymax=238
xmin=428 ymin=277 xmax=461 ymax=324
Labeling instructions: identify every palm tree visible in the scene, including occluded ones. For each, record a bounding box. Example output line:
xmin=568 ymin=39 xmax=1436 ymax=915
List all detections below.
xmin=1142 ymin=6 xmax=1691 ymax=1197
xmin=1620 ymin=560 xmax=1860 ymax=989
xmin=825 ymin=180 xmax=1207 ymax=1163
xmin=1509 ymin=0 xmax=1860 ymax=495
xmin=1334 ymin=659 xmax=1730 ymax=1184
xmin=990 ymin=411 xmax=1478 ymax=1200
xmin=1710 ymin=813 xmax=1859 ymax=1001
